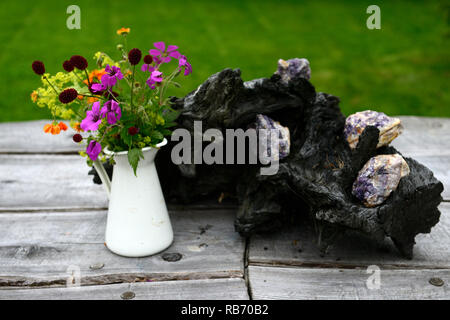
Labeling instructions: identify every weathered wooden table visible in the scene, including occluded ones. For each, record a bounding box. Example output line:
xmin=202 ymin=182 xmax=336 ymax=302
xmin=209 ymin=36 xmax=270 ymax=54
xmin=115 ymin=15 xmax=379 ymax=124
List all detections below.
xmin=0 ymin=117 xmax=448 ymax=299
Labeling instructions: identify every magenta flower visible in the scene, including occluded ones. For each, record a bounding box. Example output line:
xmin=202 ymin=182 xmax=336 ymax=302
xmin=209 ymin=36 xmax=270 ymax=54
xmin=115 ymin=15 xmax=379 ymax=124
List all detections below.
xmin=149 ymin=42 xmax=180 ymax=64
xmin=146 ymin=70 xmax=163 ymax=89
xmin=91 ymin=65 xmax=123 ymax=93
xmin=90 ymin=81 xmax=107 ymax=93
xmin=86 ymin=140 xmax=102 ymax=161
xmin=101 ymin=100 xmax=121 ymax=125
xmin=103 ymin=64 xmax=124 ymax=86
xmin=80 ymin=101 xmax=102 ymax=131
xmin=178 ymin=55 xmax=192 ymax=76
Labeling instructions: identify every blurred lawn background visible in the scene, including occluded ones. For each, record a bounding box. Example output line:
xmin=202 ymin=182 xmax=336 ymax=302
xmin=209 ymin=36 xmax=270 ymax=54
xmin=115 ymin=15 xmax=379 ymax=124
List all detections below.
xmin=0 ymin=0 xmax=448 ymax=122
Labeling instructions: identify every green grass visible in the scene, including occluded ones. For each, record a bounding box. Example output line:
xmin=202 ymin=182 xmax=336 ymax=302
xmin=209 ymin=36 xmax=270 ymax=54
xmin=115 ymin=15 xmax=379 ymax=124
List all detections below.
xmin=0 ymin=0 xmax=449 ymax=122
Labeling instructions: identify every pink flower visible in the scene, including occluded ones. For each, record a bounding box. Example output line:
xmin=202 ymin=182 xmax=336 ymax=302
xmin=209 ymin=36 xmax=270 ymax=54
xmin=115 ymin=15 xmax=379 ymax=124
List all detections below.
xmin=149 ymin=42 xmax=180 ymax=64
xmin=80 ymin=101 xmax=102 ymax=131
xmin=146 ymin=70 xmax=163 ymax=89
xmin=178 ymin=55 xmax=192 ymax=76
xmin=101 ymin=100 xmax=121 ymax=125
xmin=86 ymin=140 xmax=102 ymax=161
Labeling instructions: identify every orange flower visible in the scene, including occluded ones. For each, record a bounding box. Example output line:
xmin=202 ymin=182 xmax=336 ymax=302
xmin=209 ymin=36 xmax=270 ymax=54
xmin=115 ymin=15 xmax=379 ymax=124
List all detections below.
xmin=72 ymin=122 xmax=83 ymax=133
xmin=43 ymin=123 xmax=61 ymax=135
xmin=43 ymin=122 xmax=66 ymax=135
xmin=58 ymin=122 xmax=68 ymax=131
xmin=31 ymin=91 xmax=38 ymax=102
xmin=83 ymin=69 xmax=107 ymax=85
xmin=117 ymin=27 xmax=130 ymax=35
xmin=87 ymin=97 xmax=99 ymax=104
xmin=43 ymin=124 xmax=52 ymax=133
xmin=51 ymin=126 xmax=61 ymax=135
xmin=77 ymin=95 xmax=84 ymax=100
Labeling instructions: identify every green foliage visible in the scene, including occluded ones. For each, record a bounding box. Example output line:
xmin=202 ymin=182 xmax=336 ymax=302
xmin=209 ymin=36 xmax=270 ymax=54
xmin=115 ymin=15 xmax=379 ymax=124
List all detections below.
xmin=127 ymin=148 xmax=144 ymax=176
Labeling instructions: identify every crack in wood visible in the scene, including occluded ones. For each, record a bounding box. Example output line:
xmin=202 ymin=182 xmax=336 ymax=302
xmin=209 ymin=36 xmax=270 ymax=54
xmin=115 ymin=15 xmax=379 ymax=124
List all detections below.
xmin=0 ymin=270 xmax=244 ymax=289
xmin=248 ymin=260 xmax=450 ymax=270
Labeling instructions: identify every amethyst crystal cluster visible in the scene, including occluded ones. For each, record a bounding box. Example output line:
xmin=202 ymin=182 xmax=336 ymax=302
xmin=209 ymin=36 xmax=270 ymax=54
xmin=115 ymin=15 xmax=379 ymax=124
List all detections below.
xmin=344 ymin=110 xmax=403 ymax=149
xmin=275 ymin=58 xmax=311 ymax=83
xmin=352 ymin=154 xmax=410 ymax=207
xmin=255 ymin=114 xmax=290 ymax=160
xmin=93 ymin=58 xmax=443 ymax=259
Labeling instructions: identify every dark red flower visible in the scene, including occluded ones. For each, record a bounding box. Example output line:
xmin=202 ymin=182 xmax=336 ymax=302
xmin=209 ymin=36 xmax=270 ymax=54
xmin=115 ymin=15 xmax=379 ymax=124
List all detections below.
xmin=32 ymin=61 xmax=45 ymax=75
xmin=128 ymin=48 xmax=142 ymax=65
xmin=70 ymin=55 xmax=88 ymax=70
xmin=128 ymin=126 xmax=139 ymax=136
xmin=63 ymin=60 xmax=74 ymax=72
xmin=73 ymin=133 xmax=83 ymax=143
xmin=59 ymin=88 xmax=78 ymax=104
xmin=143 ymin=55 xmax=153 ymax=64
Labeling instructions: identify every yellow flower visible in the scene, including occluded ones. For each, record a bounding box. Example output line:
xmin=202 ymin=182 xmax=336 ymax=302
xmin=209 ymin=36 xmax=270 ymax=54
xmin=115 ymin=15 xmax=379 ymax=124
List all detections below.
xmin=117 ymin=27 xmax=130 ymax=35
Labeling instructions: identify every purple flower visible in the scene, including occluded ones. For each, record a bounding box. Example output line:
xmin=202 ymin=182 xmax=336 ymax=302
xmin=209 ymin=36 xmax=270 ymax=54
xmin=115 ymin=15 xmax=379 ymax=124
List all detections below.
xmin=149 ymin=42 xmax=180 ymax=64
xmin=101 ymin=100 xmax=121 ymax=125
xmin=103 ymin=64 xmax=124 ymax=87
xmin=80 ymin=101 xmax=102 ymax=131
xmin=90 ymin=65 xmax=123 ymax=93
xmin=86 ymin=140 xmax=102 ymax=161
xmin=178 ymin=55 xmax=192 ymax=76
xmin=146 ymin=70 xmax=163 ymax=89
xmin=90 ymin=82 xmax=107 ymax=93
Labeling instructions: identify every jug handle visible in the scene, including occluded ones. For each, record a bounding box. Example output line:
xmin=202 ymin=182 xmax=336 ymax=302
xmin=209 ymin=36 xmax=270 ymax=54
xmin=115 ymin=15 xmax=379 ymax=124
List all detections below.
xmin=93 ymin=159 xmax=111 ymax=198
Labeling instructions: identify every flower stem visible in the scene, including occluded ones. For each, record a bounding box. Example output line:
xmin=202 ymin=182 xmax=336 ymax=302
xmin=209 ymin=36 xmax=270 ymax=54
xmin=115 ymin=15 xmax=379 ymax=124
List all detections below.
xmin=73 ymin=72 xmax=90 ymax=89
xmin=84 ymin=69 xmax=91 ymax=86
xmin=43 ymin=76 xmax=59 ymax=95
xmin=130 ymin=64 xmax=135 ymax=108
xmin=80 ymin=94 xmax=106 ymax=101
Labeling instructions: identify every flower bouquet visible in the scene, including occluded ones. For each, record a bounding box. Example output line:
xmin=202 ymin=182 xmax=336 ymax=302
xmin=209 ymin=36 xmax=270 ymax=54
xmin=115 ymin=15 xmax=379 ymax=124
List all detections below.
xmin=31 ymin=28 xmax=191 ymax=174
xmin=31 ymin=28 xmax=192 ymax=257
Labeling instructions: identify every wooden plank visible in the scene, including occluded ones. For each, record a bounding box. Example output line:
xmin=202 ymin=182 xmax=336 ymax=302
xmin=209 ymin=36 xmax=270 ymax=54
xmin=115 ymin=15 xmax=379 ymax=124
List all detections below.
xmin=0 ymin=209 xmax=244 ymax=287
xmin=248 ymin=203 xmax=450 ymax=269
xmin=0 ymin=154 xmax=108 ymax=210
xmin=249 ymin=266 xmax=449 ymax=300
xmin=0 ymin=278 xmax=249 ymax=300
xmin=0 ymin=120 xmax=80 ymax=154
xmin=392 ymin=116 xmax=450 ymax=156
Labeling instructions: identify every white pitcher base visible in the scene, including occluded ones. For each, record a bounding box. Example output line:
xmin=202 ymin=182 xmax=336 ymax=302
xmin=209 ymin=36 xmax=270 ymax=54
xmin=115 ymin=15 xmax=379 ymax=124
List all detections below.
xmin=105 ymin=236 xmax=174 ymax=258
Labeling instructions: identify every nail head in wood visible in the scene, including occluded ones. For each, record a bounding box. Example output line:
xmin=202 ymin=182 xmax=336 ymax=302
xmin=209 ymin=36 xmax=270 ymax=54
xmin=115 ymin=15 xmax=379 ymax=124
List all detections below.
xmin=89 ymin=263 xmax=104 ymax=270
xmin=429 ymin=277 xmax=444 ymax=287
xmin=162 ymin=252 xmax=182 ymax=262
xmin=120 ymin=291 xmax=136 ymax=300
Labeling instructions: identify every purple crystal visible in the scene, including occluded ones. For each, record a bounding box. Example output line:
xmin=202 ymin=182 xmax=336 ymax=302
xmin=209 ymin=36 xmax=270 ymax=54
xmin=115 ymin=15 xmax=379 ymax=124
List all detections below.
xmin=352 ymin=154 xmax=410 ymax=207
xmin=344 ymin=110 xmax=403 ymax=149
xmin=256 ymin=114 xmax=290 ymax=160
xmin=275 ymin=58 xmax=311 ymax=83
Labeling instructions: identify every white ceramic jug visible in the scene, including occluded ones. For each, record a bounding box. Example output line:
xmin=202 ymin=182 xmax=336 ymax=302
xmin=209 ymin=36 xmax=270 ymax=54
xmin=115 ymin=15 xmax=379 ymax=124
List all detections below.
xmin=94 ymin=139 xmax=173 ymax=257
